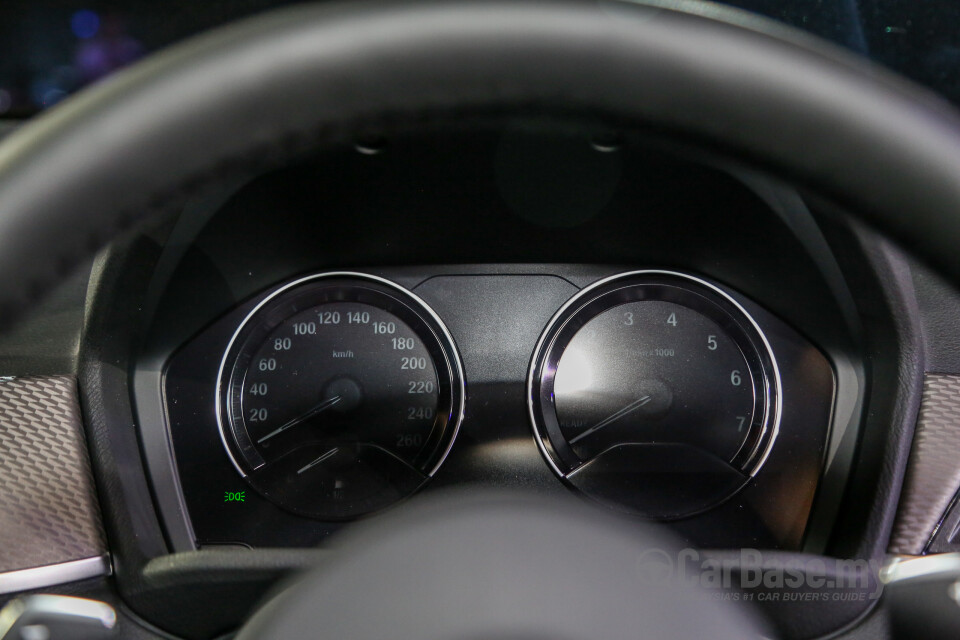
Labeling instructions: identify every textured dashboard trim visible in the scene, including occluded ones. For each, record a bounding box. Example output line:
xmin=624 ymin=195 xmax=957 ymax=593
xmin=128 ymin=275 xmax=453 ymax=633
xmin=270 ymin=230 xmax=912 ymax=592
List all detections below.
xmin=890 ymin=374 xmax=960 ymax=554
xmin=0 ymin=376 xmax=107 ymax=574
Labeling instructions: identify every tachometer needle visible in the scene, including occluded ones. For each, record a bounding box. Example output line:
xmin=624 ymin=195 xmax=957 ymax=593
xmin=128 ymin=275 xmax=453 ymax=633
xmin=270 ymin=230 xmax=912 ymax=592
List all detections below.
xmin=257 ymin=395 xmax=342 ymax=444
xmin=569 ymin=395 xmax=652 ymax=444
xmin=297 ymin=447 xmax=339 ymax=475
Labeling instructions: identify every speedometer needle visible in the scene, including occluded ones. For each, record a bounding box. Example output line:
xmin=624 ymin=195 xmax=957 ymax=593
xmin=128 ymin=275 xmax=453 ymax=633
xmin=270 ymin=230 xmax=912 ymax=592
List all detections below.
xmin=257 ymin=395 xmax=342 ymax=444
xmin=297 ymin=447 xmax=339 ymax=475
xmin=569 ymin=395 xmax=652 ymax=444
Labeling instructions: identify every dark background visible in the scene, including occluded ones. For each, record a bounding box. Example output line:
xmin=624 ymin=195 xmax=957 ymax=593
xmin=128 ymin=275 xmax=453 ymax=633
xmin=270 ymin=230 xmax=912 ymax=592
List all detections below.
xmin=0 ymin=0 xmax=958 ymax=117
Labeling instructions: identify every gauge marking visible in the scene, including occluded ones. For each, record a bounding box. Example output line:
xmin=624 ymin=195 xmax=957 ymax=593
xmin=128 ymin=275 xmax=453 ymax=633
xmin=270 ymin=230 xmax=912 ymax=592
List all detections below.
xmin=527 ymin=269 xmax=782 ymax=520
xmin=257 ymin=395 xmax=342 ymax=444
xmin=569 ymin=395 xmax=652 ymax=444
xmin=217 ymin=272 xmax=466 ymax=520
xmin=297 ymin=447 xmax=340 ymax=475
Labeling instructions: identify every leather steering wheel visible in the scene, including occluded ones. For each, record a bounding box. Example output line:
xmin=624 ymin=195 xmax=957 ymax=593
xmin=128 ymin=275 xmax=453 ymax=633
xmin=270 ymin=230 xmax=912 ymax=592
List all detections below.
xmin=3 ymin=0 xmax=960 ymax=637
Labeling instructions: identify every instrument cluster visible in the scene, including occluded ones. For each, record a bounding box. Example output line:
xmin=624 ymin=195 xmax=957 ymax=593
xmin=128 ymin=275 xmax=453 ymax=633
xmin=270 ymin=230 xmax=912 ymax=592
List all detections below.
xmin=161 ymin=265 xmax=835 ymax=549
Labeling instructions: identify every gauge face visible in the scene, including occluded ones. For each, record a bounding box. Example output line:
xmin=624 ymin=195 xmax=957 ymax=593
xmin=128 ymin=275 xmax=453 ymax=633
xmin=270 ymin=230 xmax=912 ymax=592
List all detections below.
xmin=554 ymin=299 xmax=756 ymax=463
xmin=528 ymin=271 xmax=780 ymax=519
xmin=218 ymin=273 xmax=464 ymax=520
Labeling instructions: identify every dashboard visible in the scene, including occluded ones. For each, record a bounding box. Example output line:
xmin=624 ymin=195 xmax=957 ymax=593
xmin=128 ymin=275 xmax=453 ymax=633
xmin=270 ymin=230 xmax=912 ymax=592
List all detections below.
xmin=6 ymin=1 xmax=960 ymax=638
xmin=1 ymin=28 xmax=955 ymax=638
xmin=98 ymin=124 xmax=867 ymax=555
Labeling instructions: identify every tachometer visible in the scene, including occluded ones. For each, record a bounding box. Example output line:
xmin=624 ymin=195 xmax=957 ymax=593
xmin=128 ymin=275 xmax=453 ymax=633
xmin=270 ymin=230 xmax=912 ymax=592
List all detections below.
xmin=217 ymin=272 xmax=464 ymax=520
xmin=528 ymin=271 xmax=781 ymax=519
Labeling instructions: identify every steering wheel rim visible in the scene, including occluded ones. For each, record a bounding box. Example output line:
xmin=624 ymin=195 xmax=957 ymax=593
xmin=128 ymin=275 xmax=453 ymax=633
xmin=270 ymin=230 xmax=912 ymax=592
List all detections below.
xmin=2 ymin=0 xmax=958 ymax=636
xmin=0 ymin=0 xmax=960 ymax=325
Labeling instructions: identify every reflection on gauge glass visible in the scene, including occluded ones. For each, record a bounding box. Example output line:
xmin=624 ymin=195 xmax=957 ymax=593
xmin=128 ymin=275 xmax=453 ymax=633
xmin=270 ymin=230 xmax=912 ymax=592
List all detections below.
xmin=528 ymin=271 xmax=780 ymax=519
xmin=217 ymin=272 xmax=464 ymax=520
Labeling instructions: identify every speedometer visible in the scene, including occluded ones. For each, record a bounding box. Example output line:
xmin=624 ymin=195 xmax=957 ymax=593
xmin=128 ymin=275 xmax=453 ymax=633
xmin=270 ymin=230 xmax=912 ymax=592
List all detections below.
xmin=217 ymin=272 xmax=465 ymax=520
xmin=528 ymin=271 xmax=781 ymax=519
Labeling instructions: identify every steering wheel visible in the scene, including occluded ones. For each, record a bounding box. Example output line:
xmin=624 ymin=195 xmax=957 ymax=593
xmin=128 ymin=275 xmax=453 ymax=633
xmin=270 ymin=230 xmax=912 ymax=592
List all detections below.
xmin=2 ymin=0 xmax=959 ymax=637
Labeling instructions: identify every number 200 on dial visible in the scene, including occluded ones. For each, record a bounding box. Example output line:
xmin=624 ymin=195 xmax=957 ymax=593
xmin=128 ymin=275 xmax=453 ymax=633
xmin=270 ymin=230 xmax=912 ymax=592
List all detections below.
xmin=217 ymin=273 xmax=465 ymax=520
